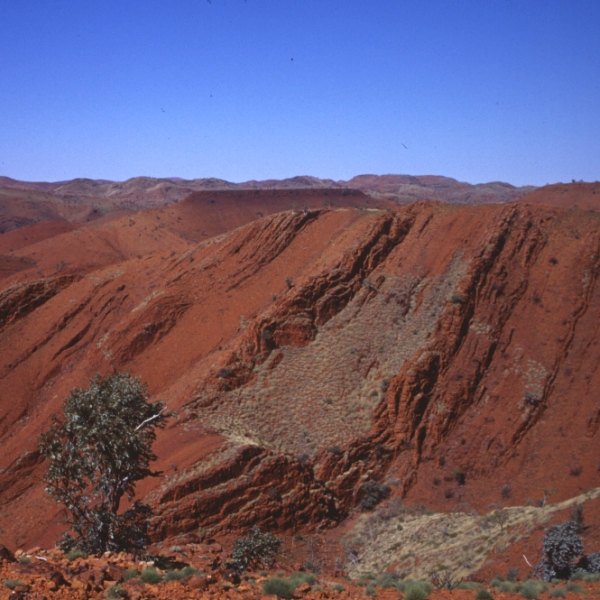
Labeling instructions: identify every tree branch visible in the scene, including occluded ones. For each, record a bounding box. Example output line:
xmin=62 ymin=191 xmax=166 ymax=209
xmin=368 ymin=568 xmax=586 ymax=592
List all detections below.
xmin=134 ymin=407 xmax=166 ymax=431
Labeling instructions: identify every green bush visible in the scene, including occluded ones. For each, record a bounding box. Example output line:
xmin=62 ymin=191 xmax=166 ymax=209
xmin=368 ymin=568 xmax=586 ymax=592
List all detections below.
xmin=476 ymin=589 xmax=494 ymax=600
xmin=67 ymin=549 xmax=88 ymax=561
xmin=490 ymin=578 xmax=503 ymax=588
xmin=3 ymin=580 xmax=25 ymax=590
xmin=163 ymin=570 xmax=184 ymax=582
xmin=263 ymin=577 xmax=295 ymax=599
xmin=123 ymin=569 xmax=140 ymax=581
xmin=565 ymin=583 xmax=584 ymax=593
xmin=140 ymin=567 xmax=162 ymax=584
xmin=550 ymin=589 xmax=566 ymax=598
xmin=457 ymin=582 xmax=481 ymax=590
xmin=404 ymin=584 xmax=430 ymax=600
xmin=520 ymin=581 xmax=545 ymax=599
xmin=374 ymin=573 xmax=397 ymax=589
xmin=230 ymin=525 xmax=282 ymax=571
xmin=106 ymin=585 xmax=128 ymax=599
xmin=40 ymin=373 xmax=167 ymax=555
xmin=583 ymin=572 xmax=600 ymax=582
xmin=288 ymin=572 xmax=316 ymax=587
xmin=18 ymin=556 xmax=31 ymax=564
xmin=360 ymin=481 xmax=391 ymax=511
xmin=331 ymin=583 xmax=345 ymax=592
xmin=569 ymin=570 xmax=586 ymax=581
xmin=538 ymin=521 xmax=584 ymax=580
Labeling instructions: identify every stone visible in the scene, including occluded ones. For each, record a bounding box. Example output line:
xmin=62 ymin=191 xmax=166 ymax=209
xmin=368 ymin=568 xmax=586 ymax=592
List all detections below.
xmin=0 ymin=544 xmax=16 ymax=562
xmin=187 ymin=575 xmax=208 ymax=591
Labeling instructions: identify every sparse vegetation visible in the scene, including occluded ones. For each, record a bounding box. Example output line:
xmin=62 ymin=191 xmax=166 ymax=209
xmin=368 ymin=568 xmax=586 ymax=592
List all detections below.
xmin=123 ymin=569 xmax=140 ymax=581
xmin=3 ymin=580 xmax=25 ymax=590
xmin=476 ymin=589 xmax=494 ymax=600
xmin=262 ymin=573 xmax=314 ymax=599
xmin=229 ymin=525 xmax=282 ymax=571
xmin=139 ymin=567 xmax=162 ymax=584
xmin=40 ymin=373 xmax=167 ymax=555
xmin=360 ymin=480 xmax=391 ymax=511
xmin=18 ymin=555 xmax=31 ymax=564
xmin=67 ymin=549 xmax=88 ymax=561
xmin=106 ymin=585 xmax=128 ymax=599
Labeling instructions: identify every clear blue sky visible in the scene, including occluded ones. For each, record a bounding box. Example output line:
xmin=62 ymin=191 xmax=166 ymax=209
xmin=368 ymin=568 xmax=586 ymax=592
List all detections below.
xmin=1 ymin=0 xmax=599 ymax=186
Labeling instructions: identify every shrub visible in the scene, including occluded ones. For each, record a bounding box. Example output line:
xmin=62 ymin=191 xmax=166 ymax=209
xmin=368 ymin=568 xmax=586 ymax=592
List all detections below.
xmin=67 ymin=549 xmax=88 ymax=561
xmin=453 ymin=468 xmax=466 ymax=485
xmin=550 ymin=589 xmax=566 ymax=598
xmin=288 ymin=572 xmax=316 ymax=587
xmin=229 ymin=525 xmax=282 ymax=571
xmin=476 ymin=589 xmax=494 ymax=600
xmin=3 ymin=580 xmax=25 ymax=590
xmin=569 ymin=570 xmax=586 ymax=581
xmin=457 ymin=582 xmax=481 ymax=590
xmin=263 ymin=577 xmax=295 ymax=599
xmin=106 ymin=585 xmax=128 ymax=599
xmin=40 ymin=373 xmax=167 ymax=555
xmin=506 ymin=568 xmax=519 ymax=582
xmin=538 ymin=520 xmax=584 ymax=580
xmin=18 ymin=556 xmax=31 ymax=564
xmin=519 ymin=581 xmax=545 ymax=599
xmin=331 ymin=583 xmax=345 ymax=592
xmin=404 ymin=582 xmax=431 ymax=600
xmin=374 ymin=573 xmax=397 ymax=589
xmin=490 ymin=578 xmax=503 ymax=588
xmin=139 ymin=567 xmax=162 ymax=584
xmin=123 ymin=569 xmax=140 ymax=581
xmin=565 ymin=583 xmax=584 ymax=593
xmin=499 ymin=581 xmax=516 ymax=592
xmin=360 ymin=480 xmax=391 ymax=511
xmin=163 ymin=570 xmax=185 ymax=582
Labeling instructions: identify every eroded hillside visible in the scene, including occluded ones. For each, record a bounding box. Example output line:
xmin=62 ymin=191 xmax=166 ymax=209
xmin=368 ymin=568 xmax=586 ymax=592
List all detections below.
xmin=1 ymin=188 xmax=600 ymax=565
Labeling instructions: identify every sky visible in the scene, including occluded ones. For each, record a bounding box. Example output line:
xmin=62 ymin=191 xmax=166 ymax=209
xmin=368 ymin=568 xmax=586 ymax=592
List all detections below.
xmin=1 ymin=0 xmax=599 ymax=187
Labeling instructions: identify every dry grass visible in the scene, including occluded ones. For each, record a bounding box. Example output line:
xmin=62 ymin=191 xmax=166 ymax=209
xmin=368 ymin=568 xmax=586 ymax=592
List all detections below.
xmin=343 ymin=488 xmax=600 ymax=581
xmin=189 ymin=252 xmax=470 ymax=457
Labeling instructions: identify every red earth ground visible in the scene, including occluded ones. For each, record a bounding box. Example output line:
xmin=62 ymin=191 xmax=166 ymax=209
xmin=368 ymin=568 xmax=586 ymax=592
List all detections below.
xmin=0 ymin=181 xmax=600 ymax=598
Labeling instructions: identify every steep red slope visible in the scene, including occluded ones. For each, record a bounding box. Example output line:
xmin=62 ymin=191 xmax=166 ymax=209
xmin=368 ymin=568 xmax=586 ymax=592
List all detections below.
xmin=0 ymin=185 xmax=598 ymax=556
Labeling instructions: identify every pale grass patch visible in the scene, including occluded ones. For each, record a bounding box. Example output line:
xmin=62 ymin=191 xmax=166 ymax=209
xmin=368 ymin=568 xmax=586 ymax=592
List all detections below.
xmin=345 ymin=488 xmax=600 ymax=581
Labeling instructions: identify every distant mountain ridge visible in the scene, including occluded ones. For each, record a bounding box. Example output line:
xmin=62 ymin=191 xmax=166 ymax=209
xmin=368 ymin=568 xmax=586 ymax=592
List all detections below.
xmin=1 ymin=173 xmax=535 ymax=204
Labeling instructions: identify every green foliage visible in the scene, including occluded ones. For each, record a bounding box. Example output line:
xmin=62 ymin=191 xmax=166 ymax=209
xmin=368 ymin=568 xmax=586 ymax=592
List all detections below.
xmin=139 ymin=567 xmax=162 ymax=584
xmin=3 ymin=580 xmax=25 ymax=590
xmin=490 ymin=578 xmax=503 ymax=588
xmin=569 ymin=570 xmax=587 ymax=581
xmin=374 ymin=573 xmax=397 ymax=589
xmin=550 ymin=588 xmax=566 ymax=598
xmin=565 ymin=583 xmax=585 ymax=593
xmin=457 ymin=582 xmax=481 ymax=590
xmin=263 ymin=577 xmax=295 ymax=599
xmin=40 ymin=373 xmax=167 ymax=555
xmin=538 ymin=520 xmax=584 ymax=580
xmin=288 ymin=572 xmax=316 ymax=586
xmin=519 ymin=581 xmax=546 ymax=599
xmin=331 ymin=583 xmax=345 ymax=592
xmin=123 ymin=569 xmax=140 ymax=581
xmin=18 ymin=556 xmax=31 ymax=564
xmin=476 ymin=589 xmax=494 ymax=600
xmin=360 ymin=480 xmax=391 ymax=511
xmin=67 ymin=549 xmax=88 ymax=561
xmin=230 ymin=525 xmax=282 ymax=571
xmin=498 ymin=581 xmax=516 ymax=593
xmin=106 ymin=584 xmax=128 ymax=599
xmin=163 ymin=570 xmax=185 ymax=582
xmin=404 ymin=582 xmax=431 ymax=600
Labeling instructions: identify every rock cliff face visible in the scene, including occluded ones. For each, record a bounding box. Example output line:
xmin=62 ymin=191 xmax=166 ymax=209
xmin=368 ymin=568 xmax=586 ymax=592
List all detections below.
xmin=0 ymin=185 xmax=599 ymax=551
